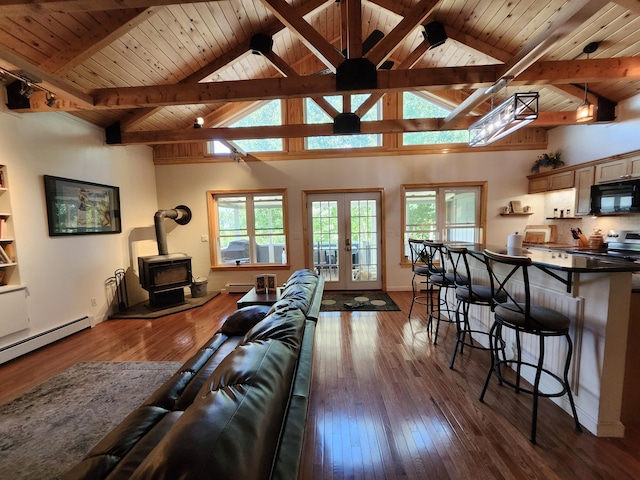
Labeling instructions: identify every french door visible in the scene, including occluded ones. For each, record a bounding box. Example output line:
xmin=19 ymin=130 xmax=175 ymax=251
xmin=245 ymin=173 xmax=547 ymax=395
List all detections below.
xmin=306 ymin=191 xmax=382 ymax=291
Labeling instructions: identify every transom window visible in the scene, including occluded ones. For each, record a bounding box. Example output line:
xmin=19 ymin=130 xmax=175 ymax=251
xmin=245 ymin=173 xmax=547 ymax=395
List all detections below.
xmin=207 ymin=190 xmax=287 ymax=268
xmin=305 ymin=95 xmax=381 ymax=150
xmin=402 ymin=184 xmax=484 ymax=261
xmin=209 ymin=100 xmax=283 ymax=154
xmin=402 ymin=92 xmax=470 ymax=145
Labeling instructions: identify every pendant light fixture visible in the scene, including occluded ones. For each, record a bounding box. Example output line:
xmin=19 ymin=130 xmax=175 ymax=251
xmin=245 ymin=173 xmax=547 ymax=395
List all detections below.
xmin=576 ymin=42 xmax=599 ymax=123
xmin=468 ymin=77 xmax=539 ymax=147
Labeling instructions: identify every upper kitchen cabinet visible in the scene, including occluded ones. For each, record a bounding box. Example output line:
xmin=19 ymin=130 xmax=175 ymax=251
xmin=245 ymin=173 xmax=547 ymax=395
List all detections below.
xmin=595 ymin=153 xmax=640 ymax=183
xmin=527 ymin=169 xmax=575 ymax=194
xmin=574 ymin=166 xmax=595 ymax=216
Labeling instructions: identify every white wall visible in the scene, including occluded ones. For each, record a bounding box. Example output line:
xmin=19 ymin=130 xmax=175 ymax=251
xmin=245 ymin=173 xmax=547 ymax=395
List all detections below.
xmin=549 ymin=95 xmax=640 ymax=165
xmin=155 ymin=149 xmax=544 ymax=292
xmin=0 ymin=106 xmax=156 ymax=350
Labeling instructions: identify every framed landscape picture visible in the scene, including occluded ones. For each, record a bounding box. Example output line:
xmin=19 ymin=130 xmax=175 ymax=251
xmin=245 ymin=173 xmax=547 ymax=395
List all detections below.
xmin=44 ymin=175 xmax=121 ymax=236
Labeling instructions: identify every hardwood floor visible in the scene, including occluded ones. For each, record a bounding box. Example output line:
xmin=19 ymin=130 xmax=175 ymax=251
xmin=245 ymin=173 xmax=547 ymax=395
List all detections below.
xmin=1 ymin=291 xmax=639 ymax=479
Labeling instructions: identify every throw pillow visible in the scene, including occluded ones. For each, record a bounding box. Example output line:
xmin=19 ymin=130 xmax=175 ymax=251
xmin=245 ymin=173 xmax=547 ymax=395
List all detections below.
xmin=221 ymin=305 xmax=271 ymax=335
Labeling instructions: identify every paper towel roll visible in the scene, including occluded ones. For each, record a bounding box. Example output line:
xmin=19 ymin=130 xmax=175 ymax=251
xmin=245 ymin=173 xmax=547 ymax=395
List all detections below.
xmin=507 ymin=232 xmax=524 ymax=249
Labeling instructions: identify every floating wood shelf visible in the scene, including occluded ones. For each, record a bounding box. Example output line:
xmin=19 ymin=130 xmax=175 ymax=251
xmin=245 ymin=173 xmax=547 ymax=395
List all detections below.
xmin=499 ymin=212 xmax=534 ymax=216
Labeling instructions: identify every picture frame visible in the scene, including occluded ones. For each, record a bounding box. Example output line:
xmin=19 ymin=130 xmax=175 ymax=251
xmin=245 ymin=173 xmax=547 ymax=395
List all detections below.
xmin=44 ymin=175 xmax=121 ymax=236
xmin=254 ymin=274 xmax=266 ymax=294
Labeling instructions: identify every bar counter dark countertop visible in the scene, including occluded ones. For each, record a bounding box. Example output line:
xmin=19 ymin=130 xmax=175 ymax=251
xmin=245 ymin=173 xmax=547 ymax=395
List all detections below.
xmin=456 ymin=243 xmax=640 ymax=273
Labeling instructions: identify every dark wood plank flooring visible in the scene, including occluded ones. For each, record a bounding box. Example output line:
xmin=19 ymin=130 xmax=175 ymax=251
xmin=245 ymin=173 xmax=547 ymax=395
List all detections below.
xmin=1 ymin=291 xmax=639 ymax=479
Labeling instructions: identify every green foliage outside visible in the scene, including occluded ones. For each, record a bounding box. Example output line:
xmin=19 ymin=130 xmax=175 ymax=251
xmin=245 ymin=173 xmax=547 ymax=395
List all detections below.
xmin=216 ymin=194 xmax=285 ymax=263
xmin=402 ymin=92 xmax=469 ymax=145
xmin=306 ymin=95 xmax=380 ymax=150
xmin=230 ymin=100 xmax=283 ymax=152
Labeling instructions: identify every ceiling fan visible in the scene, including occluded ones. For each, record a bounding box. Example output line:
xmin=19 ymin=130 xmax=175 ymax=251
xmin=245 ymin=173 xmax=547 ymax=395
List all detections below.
xmin=314 ymin=29 xmax=394 ymax=75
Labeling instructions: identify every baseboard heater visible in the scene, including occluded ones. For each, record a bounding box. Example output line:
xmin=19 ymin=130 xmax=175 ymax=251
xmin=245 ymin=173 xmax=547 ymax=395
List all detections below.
xmin=224 ymin=283 xmax=253 ymax=294
xmin=0 ymin=316 xmax=93 ymax=365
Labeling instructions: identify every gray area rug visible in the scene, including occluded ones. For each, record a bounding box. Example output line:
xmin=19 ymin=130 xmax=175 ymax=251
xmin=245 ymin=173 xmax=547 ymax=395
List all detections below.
xmin=0 ymin=361 xmax=181 ymax=480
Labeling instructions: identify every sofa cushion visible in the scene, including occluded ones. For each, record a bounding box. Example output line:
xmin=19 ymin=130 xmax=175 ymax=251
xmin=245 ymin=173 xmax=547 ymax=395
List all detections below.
xmin=220 ymin=305 xmax=271 ymax=336
xmin=129 ymin=314 xmax=306 ymax=480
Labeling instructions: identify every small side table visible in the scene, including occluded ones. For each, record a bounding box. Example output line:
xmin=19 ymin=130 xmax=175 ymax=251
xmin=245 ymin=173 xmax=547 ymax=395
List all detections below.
xmin=237 ymin=287 xmax=282 ymax=309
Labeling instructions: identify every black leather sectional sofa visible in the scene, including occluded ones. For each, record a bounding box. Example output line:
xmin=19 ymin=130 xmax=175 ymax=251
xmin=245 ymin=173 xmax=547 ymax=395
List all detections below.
xmin=63 ymin=269 xmax=324 ymax=480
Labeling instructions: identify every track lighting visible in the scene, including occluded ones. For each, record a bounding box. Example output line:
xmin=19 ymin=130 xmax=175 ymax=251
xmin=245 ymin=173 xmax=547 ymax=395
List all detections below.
xmin=193 ymin=117 xmax=204 ymax=128
xmin=19 ymin=81 xmax=33 ymax=98
xmin=0 ymin=66 xmax=57 ymax=104
xmin=45 ymin=92 xmax=56 ymax=108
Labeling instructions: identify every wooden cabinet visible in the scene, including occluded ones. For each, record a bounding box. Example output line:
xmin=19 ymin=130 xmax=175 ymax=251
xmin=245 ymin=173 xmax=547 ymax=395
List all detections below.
xmin=528 ymin=169 xmax=574 ymax=193
xmin=595 ymin=155 xmax=640 ymax=183
xmin=574 ymin=166 xmax=595 ymax=216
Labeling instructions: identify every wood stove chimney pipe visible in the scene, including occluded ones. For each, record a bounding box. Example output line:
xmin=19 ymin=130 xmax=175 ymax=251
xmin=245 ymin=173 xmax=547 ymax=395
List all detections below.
xmin=154 ymin=205 xmax=192 ymax=255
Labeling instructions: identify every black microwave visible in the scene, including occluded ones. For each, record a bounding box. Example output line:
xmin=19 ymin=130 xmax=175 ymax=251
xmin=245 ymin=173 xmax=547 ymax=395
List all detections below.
xmin=590 ymin=179 xmax=640 ymax=215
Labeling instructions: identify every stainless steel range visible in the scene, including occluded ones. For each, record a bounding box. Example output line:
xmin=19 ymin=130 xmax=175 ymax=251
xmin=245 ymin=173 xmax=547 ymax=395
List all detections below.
xmin=603 ymin=230 xmax=640 ymax=261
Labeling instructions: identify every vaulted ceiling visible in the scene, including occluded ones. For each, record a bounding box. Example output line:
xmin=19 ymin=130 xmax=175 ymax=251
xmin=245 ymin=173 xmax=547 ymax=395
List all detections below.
xmin=0 ymin=0 xmax=639 ymax=152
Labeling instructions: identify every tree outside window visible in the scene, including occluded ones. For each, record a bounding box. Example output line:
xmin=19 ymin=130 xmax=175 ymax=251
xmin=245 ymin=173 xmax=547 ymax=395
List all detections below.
xmin=210 ymin=100 xmax=284 ymax=154
xmin=402 ymin=184 xmax=484 ymax=261
xmin=209 ymin=191 xmax=287 ymax=267
xmin=305 ymin=95 xmax=381 ymax=150
xmin=402 ymin=92 xmax=469 ymax=145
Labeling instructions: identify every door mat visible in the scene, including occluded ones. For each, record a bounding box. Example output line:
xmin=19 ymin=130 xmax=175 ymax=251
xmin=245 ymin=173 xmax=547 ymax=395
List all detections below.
xmin=320 ymin=292 xmax=400 ymax=311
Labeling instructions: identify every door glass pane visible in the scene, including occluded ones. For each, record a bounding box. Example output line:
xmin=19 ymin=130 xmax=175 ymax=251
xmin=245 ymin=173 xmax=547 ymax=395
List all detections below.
xmin=351 ymin=199 xmax=378 ymax=282
xmin=312 ymin=200 xmax=339 ymax=282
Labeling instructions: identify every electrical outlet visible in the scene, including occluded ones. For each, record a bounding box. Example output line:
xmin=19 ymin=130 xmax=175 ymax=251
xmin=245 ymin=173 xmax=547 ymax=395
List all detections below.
xmin=91 ymin=297 xmax=97 ymax=307
xmin=201 ymin=235 xmax=209 ymax=242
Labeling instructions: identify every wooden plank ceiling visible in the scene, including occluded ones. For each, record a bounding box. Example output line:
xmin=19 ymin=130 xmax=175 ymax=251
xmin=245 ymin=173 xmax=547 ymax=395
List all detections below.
xmin=0 ymin=0 xmax=639 ymax=152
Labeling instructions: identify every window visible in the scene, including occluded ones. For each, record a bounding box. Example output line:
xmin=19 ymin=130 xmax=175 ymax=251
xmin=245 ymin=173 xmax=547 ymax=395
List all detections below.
xmin=208 ymin=190 xmax=287 ymax=268
xmin=402 ymin=184 xmax=484 ymax=261
xmin=305 ymin=95 xmax=381 ymax=150
xmin=209 ymin=100 xmax=283 ymax=154
xmin=402 ymin=92 xmax=469 ymax=145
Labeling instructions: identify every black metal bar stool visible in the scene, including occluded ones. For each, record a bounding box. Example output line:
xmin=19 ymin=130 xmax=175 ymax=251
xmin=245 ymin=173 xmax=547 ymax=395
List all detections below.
xmin=407 ymin=238 xmax=431 ymax=319
xmin=425 ymin=240 xmax=464 ymax=344
xmin=446 ymin=245 xmax=505 ymax=369
xmin=480 ymin=249 xmax=582 ymax=444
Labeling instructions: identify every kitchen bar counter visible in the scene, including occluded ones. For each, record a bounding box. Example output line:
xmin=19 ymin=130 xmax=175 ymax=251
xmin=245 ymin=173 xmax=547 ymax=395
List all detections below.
xmin=458 ymin=243 xmax=640 ymax=273
xmin=444 ymin=242 xmax=635 ymax=437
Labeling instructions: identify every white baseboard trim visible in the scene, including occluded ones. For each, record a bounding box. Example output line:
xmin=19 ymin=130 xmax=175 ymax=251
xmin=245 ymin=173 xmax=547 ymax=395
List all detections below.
xmin=0 ymin=316 xmax=93 ymax=365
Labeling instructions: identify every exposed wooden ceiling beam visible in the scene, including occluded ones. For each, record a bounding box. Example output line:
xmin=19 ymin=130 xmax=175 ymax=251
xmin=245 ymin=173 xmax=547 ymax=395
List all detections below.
xmin=262 ymin=50 xmax=339 ymax=118
xmin=365 ymin=0 xmax=440 ymax=68
xmin=610 ymin=0 xmax=640 ymax=15
xmin=0 ymin=47 xmax=94 ymax=107
xmin=0 ymin=0 xmax=216 ymax=15
xmin=119 ymin=0 xmax=331 ymax=131
xmin=443 ymin=0 xmax=609 ymax=128
xmin=446 ymin=26 xmax=591 ymax=103
xmin=80 ymin=57 xmax=640 ymax=111
xmin=355 ymin=38 xmax=431 ymax=118
xmin=345 ymin=0 xmax=362 ymax=59
xmin=115 ymin=111 xmax=574 ymax=145
xmin=259 ymin=0 xmax=345 ymax=73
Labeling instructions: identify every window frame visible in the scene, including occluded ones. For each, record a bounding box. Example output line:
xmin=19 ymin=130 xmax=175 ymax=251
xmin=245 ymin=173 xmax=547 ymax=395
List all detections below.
xmin=207 ymin=188 xmax=289 ymax=270
xmin=401 ymin=182 xmax=487 ymax=265
xmin=303 ymin=95 xmax=383 ymax=150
